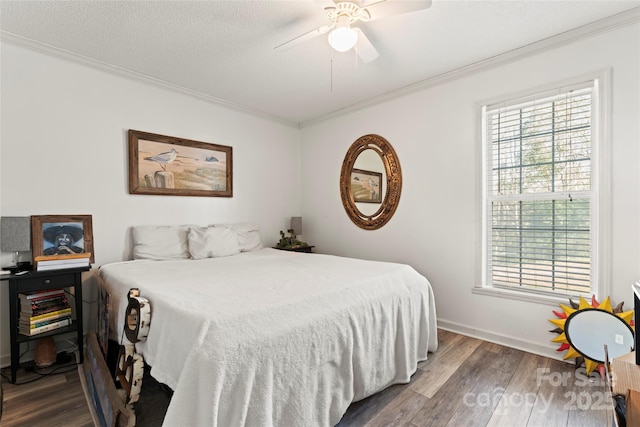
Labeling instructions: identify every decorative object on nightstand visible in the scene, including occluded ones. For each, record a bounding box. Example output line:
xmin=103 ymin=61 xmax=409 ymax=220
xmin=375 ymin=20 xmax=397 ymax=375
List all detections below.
xmin=31 ymin=215 xmax=95 ymax=264
xmin=34 ymin=336 xmax=57 ymax=368
xmin=274 ymin=217 xmax=314 ymax=253
xmin=1 ymin=216 xmax=32 ymax=273
xmin=274 ymin=244 xmax=315 ymax=253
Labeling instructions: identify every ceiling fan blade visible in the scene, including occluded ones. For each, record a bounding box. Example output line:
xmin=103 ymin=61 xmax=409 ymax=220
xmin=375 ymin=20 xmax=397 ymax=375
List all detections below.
xmin=353 ymin=28 xmax=379 ymax=63
xmin=361 ymin=0 xmax=432 ymax=21
xmin=315 ymin=0 xmax=338 ymax=9
xmin=274 ymin=25 xmax=332 ymax=52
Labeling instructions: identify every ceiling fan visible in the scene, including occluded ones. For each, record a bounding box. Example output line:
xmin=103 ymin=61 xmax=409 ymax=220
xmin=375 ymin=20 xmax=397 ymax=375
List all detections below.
xmin=274 ymin=0 xmax=433 ymax=63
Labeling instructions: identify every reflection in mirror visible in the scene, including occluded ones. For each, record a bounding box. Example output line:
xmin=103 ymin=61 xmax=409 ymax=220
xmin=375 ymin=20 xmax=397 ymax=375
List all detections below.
xmin=565 ymin=308 xmax=634 ymax=364
xmin=340 ymin=134 xmax=402 ymax=230
xmin=352 ymin=149 xmax=386 ymax=216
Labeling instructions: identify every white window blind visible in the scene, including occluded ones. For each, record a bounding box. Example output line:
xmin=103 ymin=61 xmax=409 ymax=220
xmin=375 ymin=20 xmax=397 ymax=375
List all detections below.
xmin=484 ymin=83 xmax=594 ymax=297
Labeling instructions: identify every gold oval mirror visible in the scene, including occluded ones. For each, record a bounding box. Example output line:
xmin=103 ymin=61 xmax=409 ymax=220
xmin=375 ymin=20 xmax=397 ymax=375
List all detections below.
xmin=340 ymin=134 xmax=402 ymax=230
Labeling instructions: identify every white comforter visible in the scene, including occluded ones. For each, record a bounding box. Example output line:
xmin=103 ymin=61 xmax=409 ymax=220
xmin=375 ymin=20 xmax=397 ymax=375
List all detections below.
xmin=99 ymin=248 xmax=438 ymax=427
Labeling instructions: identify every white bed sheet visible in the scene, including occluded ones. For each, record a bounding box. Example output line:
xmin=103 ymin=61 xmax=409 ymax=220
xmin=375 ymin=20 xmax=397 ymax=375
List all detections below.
xmin=99 ymin=248 xmax=438 ymax=426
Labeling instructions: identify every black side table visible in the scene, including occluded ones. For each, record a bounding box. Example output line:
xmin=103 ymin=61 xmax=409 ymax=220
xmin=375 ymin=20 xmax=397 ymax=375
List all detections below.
xmin=1 ymin=266 xmax=89 ymax=383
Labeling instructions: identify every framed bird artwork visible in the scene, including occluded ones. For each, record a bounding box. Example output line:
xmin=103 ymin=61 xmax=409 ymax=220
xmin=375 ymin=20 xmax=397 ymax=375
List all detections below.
xmin=350 ymin=168 xmax=382 ymax=203
xmin=128 ymin=129 xmax=233 ymax=197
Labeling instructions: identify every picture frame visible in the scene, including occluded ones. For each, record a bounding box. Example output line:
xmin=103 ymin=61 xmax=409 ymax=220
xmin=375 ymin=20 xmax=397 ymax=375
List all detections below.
xmin=351 ymin=168 xmax=383 ymax=203
xmin=31 ymin=215 xmax=94 ymax=263
xmin=128 ymin=129 xmax=233 ymax=197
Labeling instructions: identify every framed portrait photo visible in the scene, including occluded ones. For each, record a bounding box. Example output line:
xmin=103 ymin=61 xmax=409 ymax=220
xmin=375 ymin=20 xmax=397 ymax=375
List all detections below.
xmin=31 ymin=215 xmax=94 ymax=263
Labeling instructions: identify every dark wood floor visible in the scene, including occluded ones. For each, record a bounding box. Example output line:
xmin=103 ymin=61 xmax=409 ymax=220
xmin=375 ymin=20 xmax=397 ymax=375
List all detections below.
xmin=1 ymin=330 xmax=614 ymax=426
xmin=0 ymin=362 xmax=93 ymax=427
xmin=338 ymin=329 xmax=613 ymax=426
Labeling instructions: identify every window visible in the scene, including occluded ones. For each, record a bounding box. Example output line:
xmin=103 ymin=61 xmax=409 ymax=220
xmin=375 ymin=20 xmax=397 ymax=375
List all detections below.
xmin=482 ymin=78 xmax=605 ymax=299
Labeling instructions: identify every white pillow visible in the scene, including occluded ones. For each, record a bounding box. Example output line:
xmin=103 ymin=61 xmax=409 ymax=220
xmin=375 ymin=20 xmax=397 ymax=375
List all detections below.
xmin=212 ymin=223 xmax=263 ymax=252
xmin=132 ymin=225 xmax=191 ymax=260
xmin=236 ymin=229 xmax=263 ymax=252
xmin=188 ymin=227 xmax=241 ymax=259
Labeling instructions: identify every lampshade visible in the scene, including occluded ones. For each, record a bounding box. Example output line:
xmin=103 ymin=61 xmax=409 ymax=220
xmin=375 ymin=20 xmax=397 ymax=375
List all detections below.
xmin=328 ymin=26 xmax=358 ymax=52
xmin=291 ymin=217 xmax=302 ymax=236
xmin=1 ymin=216 xmax=31 ymax=252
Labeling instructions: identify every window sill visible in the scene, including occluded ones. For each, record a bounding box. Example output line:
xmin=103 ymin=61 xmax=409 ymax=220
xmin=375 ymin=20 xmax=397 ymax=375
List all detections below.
xmin=472 ymin=286 xmax=577 ymax=307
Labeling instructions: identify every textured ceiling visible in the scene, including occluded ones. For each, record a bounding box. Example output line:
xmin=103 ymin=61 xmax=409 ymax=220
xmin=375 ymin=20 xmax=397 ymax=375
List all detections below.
xmin=1 ymin=0 xmax=639 ymax=126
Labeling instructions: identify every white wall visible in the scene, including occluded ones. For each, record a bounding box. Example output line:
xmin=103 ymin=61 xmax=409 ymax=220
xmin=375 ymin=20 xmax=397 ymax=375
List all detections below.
xmin=0 ymin=42 xmax=301 ymax=365
xmin=300 ymin=22 xmax=640 ymax=359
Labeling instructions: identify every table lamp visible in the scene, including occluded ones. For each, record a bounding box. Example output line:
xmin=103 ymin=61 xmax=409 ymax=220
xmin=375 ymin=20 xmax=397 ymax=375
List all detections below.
xmin=290 ymin=217 xmax=302 ymax=238
xmin=1 ymin=216 xmax=32 ymax=273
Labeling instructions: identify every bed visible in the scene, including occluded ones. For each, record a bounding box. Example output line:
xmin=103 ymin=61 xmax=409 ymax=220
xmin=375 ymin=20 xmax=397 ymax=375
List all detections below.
xmin=99 ymin=224 xmax=438 ymax=426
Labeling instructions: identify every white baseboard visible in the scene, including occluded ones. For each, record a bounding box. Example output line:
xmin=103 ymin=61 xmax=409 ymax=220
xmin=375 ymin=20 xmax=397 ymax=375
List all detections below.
xmin=437 ymin=318 xmax=571 ymax=364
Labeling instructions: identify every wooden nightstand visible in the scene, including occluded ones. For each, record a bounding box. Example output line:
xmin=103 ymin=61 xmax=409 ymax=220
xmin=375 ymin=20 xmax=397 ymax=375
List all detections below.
xmin=1 ymin=266 xmax=89 ymax=383
xmin=273 ymin=245 xmax=315 ymax=253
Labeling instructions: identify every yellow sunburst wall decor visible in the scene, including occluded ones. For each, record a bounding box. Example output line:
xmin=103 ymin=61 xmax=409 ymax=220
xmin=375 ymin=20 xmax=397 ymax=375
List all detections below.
xmin=549 ymin=295 xmax=634 ymax=376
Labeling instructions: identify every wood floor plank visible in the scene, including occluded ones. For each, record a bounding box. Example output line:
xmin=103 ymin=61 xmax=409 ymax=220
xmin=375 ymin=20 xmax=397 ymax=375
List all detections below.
xmin=566 ymin=365 xmax=611 ymax=427
xmin=485 ymin=351 xmax=550 ymax=427
xmin=417 ymin=329 xmax=463 ymax=371
xmin=526 ymin=358 xmax=571 ymax=426
xmin=410 ymin=334 xmax=482 ymax=398
xmin=2 ymin=371 xmax=68 ymax=399
xmin=479 ymin=341 xmax=504 ymax=354
xmin=408 ymin=346 xmax=495 ymax=427
xmin=445 ymin=345 xmax=525 ymax=427
xmin=364 ymin=387 xmax=431 ymax=427
xmin=1 ymin=366 xmax=93 ymax=427
xmin=336 ymin=369 xmax=425 ymax=426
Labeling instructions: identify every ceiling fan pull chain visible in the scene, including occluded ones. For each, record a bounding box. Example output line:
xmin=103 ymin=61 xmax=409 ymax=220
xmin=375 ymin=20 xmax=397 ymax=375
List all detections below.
xmin=331 ymin=58 xmax=334 ymax=93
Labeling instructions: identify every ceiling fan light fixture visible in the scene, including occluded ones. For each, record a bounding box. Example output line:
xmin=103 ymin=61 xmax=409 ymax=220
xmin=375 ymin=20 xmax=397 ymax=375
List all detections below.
xmin=328 ymin=25 xmax=358 ymax=52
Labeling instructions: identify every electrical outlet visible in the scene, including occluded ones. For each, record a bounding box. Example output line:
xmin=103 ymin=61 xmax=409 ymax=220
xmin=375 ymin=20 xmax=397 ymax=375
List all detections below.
xmin=615 ymin=334 xmax=624 ymax=345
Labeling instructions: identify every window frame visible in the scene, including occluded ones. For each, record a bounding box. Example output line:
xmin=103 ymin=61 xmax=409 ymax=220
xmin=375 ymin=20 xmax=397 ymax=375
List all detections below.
xmin=476 ymin=70 xmax=611 ymax=305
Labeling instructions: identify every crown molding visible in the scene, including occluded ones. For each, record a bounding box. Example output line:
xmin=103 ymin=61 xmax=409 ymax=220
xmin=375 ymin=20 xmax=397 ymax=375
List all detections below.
xmin=1 ymin=6 xmax=638 ymax=129
xmin=300 ymin=6 xmax=640 ymax=128
xmin=0 ymin=31 xmax=299 ymax=128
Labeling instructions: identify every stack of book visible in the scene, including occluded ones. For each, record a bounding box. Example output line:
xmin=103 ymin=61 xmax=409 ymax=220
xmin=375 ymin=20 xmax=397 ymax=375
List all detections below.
xmin=35 ymin=253 xmax=91 ymax=272
xmin=18 ymin=288 xmax=72 ymax=336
